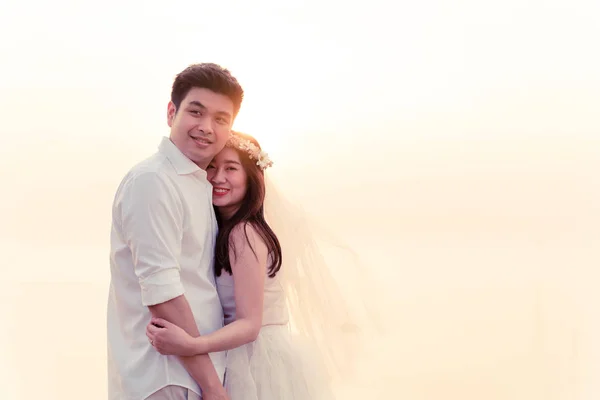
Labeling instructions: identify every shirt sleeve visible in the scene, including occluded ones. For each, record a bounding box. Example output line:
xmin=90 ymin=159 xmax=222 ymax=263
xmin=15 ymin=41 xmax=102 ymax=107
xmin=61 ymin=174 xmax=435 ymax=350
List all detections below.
xmin=119 ymin=171 xmax=185 ymax=306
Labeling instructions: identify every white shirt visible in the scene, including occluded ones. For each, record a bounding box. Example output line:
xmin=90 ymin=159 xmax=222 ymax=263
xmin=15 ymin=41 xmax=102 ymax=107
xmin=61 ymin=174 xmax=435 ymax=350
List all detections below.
xmin=107 ymin=137 xmax=225 ymax=400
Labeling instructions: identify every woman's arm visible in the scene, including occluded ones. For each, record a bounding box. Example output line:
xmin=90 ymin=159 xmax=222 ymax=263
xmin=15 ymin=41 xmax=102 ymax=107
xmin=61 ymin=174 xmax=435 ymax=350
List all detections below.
xmin=147 ymin=223 xmax=267 ymax=356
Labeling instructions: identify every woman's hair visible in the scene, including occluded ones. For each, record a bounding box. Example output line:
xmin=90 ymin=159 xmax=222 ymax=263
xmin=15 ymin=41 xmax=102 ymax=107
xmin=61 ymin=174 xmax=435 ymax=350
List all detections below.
xmin=214 ymin=132 xmax=282 ymax=278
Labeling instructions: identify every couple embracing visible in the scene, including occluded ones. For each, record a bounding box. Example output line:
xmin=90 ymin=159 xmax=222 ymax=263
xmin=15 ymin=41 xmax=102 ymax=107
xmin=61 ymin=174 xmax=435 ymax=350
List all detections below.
xmin=107 ymin=63 xmax=355 ymax=400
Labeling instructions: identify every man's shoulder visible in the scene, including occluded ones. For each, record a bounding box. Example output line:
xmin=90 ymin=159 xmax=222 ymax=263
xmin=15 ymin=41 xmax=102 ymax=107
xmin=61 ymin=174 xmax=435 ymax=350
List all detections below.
xmin=120 ymin=152 xmax=171 ymax=184
xmin=131 ymin=151 xmax=170 ymax=174
xmin=113 ymin=152 xmax=178 ymax=200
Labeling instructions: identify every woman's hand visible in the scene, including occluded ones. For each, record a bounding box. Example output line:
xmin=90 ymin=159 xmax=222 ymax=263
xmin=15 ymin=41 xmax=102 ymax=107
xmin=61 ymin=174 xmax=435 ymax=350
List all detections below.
xmin=146 ymin=317 xmax=197 ymax=357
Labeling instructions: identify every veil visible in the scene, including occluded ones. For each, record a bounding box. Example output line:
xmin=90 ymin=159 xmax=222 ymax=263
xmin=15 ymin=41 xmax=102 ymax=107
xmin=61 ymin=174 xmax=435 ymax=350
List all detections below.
xmin=263 ymin=174 xmax=382 ymax=382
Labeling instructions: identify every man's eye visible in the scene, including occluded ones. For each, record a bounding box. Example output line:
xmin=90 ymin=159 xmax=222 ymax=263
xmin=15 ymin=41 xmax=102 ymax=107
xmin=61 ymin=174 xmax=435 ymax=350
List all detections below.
xmin=207 ymin=165 xmax=215 ymax=169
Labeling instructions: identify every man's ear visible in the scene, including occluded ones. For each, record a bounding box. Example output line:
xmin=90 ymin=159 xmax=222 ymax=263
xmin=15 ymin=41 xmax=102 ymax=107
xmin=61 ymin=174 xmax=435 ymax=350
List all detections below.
xmin=167 ymin=101 xmax=177 ymax=127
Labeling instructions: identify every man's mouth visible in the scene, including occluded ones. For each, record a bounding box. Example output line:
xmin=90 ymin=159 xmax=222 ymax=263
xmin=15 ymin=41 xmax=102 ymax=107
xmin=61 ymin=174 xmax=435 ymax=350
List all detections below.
xmin=190 ymin=135 xmax=211 ymax=146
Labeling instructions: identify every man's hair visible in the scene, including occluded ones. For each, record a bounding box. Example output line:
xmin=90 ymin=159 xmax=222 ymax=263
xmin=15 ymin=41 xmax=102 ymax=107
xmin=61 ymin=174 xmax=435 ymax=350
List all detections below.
xmin=171 ymin=63 xmax=244 ymax=118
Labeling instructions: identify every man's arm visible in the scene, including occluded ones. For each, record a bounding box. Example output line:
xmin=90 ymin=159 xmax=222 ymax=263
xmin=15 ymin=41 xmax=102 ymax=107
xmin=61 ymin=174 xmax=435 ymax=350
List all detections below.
xmin=146 ymin=224 xmax=266 ymax=357
xmin=120 ymin=172 xmax=226 ymax=397
xmin=149 ymin=296 xmax=224 ymax=395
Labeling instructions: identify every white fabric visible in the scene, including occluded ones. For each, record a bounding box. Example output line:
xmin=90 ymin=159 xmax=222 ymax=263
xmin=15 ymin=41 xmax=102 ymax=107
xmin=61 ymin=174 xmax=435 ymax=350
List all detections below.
xmin=213 ymin=175 xmax=380 ymax=399
xmin=216 ymin=272 xmax=333 ymax=400
xmin=224 ymin=325 xmax=333 ymax=400
xmin=217 ymin=264 xmax=288 ymax=326
xmin=262 ymin=176 xmax=380 ymax=382
xmin=107 ymin=137 xmax=226 ymax=400
xmin=145 ymin=386 xmax=200 ymax=400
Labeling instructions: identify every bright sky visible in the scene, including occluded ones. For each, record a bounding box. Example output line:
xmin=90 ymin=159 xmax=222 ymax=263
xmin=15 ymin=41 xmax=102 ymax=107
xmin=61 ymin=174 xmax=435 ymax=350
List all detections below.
xmin=1 ymin=0 xmax=598 ymax=231
xmin=2 ymin=0 xmax=599 ymax=145
xmin=1 ymin=0 xmax=599 ymax=399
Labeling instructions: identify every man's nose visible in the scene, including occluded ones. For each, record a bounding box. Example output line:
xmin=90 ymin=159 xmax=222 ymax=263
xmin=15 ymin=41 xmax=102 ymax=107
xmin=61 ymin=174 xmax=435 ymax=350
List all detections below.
xmin=196 ymin=116 xmax=214 ymax=135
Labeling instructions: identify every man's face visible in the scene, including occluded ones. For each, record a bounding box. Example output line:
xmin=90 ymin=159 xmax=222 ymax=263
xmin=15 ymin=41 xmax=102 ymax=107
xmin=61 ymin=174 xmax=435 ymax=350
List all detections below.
xmin=167 ymin=87 xmax=234 ymax=169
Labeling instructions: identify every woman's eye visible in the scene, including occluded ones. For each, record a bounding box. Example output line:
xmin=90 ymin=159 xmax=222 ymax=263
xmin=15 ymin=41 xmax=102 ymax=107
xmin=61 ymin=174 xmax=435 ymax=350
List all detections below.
xmin=207 ymin=165 xmax=215 ymax=169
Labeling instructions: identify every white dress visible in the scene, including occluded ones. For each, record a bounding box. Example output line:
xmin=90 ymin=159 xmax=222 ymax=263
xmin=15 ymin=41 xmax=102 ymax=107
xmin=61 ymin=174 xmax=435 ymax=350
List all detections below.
xmin=216 ymin=269 xmax=333 ymax=400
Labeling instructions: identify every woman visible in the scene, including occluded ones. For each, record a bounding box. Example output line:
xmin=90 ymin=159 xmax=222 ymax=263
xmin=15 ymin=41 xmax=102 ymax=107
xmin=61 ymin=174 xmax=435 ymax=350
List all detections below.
xmin=146 ymin=131 xmax=340 ymax=399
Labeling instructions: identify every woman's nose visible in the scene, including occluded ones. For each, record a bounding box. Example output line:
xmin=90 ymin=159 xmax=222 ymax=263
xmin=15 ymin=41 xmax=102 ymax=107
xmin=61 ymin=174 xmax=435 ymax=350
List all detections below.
xmin=211 ymin=168 xmax=226 ymax=183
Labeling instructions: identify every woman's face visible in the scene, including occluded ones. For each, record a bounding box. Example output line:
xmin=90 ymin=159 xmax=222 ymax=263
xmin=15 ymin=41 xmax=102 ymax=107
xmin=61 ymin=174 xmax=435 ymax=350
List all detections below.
xmin=207 ymin=147 xmax=248 ymax=217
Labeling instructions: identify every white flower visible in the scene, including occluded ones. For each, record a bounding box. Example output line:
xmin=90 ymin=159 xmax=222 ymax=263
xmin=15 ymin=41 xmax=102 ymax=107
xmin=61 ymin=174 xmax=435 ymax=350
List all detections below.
xmin=226 ymin=134 xmax=273 ymax=170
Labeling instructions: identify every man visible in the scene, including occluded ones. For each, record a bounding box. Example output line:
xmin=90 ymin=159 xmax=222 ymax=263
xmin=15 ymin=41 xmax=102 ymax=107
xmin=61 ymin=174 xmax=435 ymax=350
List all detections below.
xmin=107 ymin=63 xmax=244 ymax=400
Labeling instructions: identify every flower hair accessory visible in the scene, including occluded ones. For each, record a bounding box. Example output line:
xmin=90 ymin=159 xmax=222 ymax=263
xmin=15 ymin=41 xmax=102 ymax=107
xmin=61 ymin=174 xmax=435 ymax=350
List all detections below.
xmin=226 ymin=133 xmax=274 ymax=170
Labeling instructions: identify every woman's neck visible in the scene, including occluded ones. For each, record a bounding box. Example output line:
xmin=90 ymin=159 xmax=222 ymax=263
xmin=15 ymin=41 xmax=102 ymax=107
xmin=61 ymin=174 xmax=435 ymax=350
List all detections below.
xmin=217 ymin=205 xmax=241 ymax=221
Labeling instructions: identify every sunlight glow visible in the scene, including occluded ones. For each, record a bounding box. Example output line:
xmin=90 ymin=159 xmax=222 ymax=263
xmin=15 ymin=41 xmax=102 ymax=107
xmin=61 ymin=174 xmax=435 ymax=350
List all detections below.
xmin=1 ymin=0 xmax=599 ymax=399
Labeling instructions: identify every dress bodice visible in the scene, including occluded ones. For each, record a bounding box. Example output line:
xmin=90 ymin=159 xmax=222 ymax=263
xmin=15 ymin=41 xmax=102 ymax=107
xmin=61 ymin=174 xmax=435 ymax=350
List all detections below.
xmin=216 ymin=268 xmax=289 ymax=326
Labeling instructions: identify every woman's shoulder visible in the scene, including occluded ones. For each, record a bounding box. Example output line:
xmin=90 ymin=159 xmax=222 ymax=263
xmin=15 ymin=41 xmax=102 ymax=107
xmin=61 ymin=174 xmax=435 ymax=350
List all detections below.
xmin=228 ymin=221 xmax=269 ymax=270
xmin=229 ymin=221 xmax=267 ymax=250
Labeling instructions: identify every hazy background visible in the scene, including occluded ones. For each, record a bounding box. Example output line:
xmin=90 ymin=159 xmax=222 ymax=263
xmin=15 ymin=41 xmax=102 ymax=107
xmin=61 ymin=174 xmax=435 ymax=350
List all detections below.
xmin=1 ymin=0 xmax=599 ymax=399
